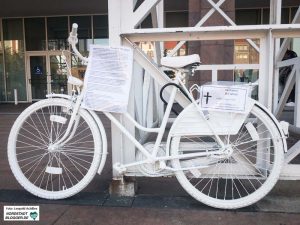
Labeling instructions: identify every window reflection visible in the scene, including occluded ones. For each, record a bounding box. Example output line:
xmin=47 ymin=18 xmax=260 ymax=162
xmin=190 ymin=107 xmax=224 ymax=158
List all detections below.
xmin=0 ymin=20 xmax=5 ymax=101
xmin=70 ymin=16 xmax=92 ymax=55
xmin=70 ymin=16 xmax=92 ymax=80
xmin=30 ymin=56 xmax=47 ymax=99
xmin=262 ymin=8 xmax=270 ymax=24
xmin=50 ymin=55 xmax=68 ymax=94
xmin=47 ymin=17 xmax=69 ymax=50
xmin=281 ymin=8 xmax=290 ymax=24
xmin=25 ymin=18 xmax=46 ymax=51
xmin=236 ymin=9 xmax=261 ymax=25
xmin=0 ymin=15 xmax=112 ymax=102
xmin=93 ymin=15 xmax=108 ymax=45
xmin=71 ymin=55 xmax=86 ymax=81
xmin=0 ymin=53 xmax=4 ymax=101
xmin=3 ymin=18 xmax=26 ymax=101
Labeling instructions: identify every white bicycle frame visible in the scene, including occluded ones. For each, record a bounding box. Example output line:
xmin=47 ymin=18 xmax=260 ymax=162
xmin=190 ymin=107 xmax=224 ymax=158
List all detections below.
xmin=54 ymin=24 xmax=255 ymax=173
xmin=56 ymin=75 xmax=226 ymax=172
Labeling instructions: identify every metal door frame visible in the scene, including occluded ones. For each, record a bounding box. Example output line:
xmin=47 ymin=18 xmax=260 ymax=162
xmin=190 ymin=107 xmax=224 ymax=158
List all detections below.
xmin=25 ymin=51 xmax=71 ymax=102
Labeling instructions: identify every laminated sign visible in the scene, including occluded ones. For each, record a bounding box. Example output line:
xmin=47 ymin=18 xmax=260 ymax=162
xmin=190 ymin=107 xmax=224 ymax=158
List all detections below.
xmin=82 ymin=45 xmax=133 ymax=113
xmin=199 ymin=85 xmax=249 ymax=113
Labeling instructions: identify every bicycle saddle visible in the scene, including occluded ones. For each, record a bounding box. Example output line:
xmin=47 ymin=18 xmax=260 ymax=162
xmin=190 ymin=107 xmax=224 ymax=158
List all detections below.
xmin=161 ymin=54 xmax=201 ymax=69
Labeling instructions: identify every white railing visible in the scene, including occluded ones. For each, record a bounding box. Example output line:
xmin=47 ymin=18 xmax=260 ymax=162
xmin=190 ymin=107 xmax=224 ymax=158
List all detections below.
xmin=275 ymin=57 xmax=300 ymax=127
xmin=109 ymin=0 xmax=300 ymax=181
xmin=195 ymin=64 xmax=260 ymax=82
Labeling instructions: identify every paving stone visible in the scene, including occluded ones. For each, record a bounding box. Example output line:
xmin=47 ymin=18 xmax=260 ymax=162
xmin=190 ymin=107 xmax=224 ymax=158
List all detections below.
xmin=256 ymin=195 xmax=300 ymax=213
xmin=103 ymin=196 xmax=134 ymax=207
xmin=50 ymin=205 xmax=300 ymax=225
xmin=0 ymin=189 xmax=108 ymax=206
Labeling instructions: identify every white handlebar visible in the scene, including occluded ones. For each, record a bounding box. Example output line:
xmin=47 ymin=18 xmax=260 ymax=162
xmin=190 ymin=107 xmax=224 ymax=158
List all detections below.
xmin=68 ymin=23 xmax=88 ymax=63
xmin=71 ymin=23 xmax=78 ymax=36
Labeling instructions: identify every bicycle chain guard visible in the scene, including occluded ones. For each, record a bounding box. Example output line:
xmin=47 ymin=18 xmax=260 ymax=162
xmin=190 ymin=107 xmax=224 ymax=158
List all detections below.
xmin=135 ymin=142 xmax=172 ymax=177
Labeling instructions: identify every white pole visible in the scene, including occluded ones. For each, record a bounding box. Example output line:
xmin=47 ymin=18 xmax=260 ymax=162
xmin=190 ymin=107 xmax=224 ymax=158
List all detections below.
xmin=295 ymin=67 xmax=300 ymax=127
xmin=14 ymin=89 xmax=18 ymax=105
xmin=212 ymin=69 xmax=218 ymax=82
xmin=108 ymin=0 xmax=136 ymax=178
xmin=271 ymin=0 xmax=282 ymax=113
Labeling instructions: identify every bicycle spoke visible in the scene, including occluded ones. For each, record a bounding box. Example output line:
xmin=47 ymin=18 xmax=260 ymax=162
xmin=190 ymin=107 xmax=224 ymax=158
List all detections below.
xmin=20 ymin=126 xmax=48 ymax=145
xmin=172 ymin=106 xmax=283 ymax=208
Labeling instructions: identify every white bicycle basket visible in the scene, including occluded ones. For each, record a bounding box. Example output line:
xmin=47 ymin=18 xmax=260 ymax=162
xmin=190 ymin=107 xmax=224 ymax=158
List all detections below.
xmin=82 ymin=45 xmax=133 ymax=113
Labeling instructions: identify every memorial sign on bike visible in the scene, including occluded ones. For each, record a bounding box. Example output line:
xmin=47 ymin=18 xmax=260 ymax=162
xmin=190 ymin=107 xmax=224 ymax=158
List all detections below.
xmin=199 ymin=84 xmax=249 ymax=113
xmin=82 ymin=45 xmax=133 ymax=113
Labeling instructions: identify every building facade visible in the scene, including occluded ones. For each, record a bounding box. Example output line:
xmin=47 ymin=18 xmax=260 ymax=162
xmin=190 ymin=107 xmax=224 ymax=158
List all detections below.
xmin=0 ymin=0 xmax=299 ymax=102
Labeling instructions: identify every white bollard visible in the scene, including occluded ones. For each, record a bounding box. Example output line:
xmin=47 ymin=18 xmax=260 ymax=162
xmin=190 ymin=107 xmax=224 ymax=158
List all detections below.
xmin=14 ymin=89 xmax=18 ymax=105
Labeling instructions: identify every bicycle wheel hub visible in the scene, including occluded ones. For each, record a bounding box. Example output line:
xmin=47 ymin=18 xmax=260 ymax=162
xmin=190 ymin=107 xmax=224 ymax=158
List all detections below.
xmin=48 ymin=144 xmax=60 ymax=152
xmin=222 ymin=145 xmax=233 ymax=158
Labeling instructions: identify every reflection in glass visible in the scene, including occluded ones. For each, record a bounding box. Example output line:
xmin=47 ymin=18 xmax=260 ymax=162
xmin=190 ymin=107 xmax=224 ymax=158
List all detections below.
xmin=30 ymin=56 xmax=47 ymax=99
xmin=291 ymin=7 xmax=300 ymax=56
xmin=25 ymin=18 xmax=46 ymax=51
xmin=234 ymin=39 xmax=260 ymax=64
xmin=234 ymin=69 xmax=259 ymax=100
xmin=291 ymin=7 xmax=298 ymax=20
xmin=47 ymin=17 xmax=69 ymax=50
xmin=71 ymin=55 xmax=86 ymax=81
xmin=163 ymin=41 xmax=187 ymax=56
xmin=0 ymin=52 xmax=3 ymax=101
xmin=3 ymin=18 xmax=26 ymax=101
xmin=166 ymin=12 xmax=188 ymax=27
xmin=262 ymin=8 xmax=270 ymax=24
xmin=0 ymin=56 xmax=4 ymax=101
xmin=70 ymin=16 xmax=92 ymax=79
xmin=50 ymin=55 xmax=68 ymax=94
xmin=236 ymin=9 xmax=261 ymax=25
xmin=0 ymin=20 xmax=5 ymax=101
xmin=234 ymin=38 xmax=260 ymax=100
xmin=281 ymin=8 xmax=290 ymax=24
xmin=93 ymin=15 xmax=108 ymax=45
xmin=70 ymin=16 xmax=92 ymax=55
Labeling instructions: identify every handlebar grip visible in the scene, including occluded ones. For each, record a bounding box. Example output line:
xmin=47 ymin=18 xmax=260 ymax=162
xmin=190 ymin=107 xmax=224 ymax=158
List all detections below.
xmin=71 ymin=23 xmax=78 ymax=36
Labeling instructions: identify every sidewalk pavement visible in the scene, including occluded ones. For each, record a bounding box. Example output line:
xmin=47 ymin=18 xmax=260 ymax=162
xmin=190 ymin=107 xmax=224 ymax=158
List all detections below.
xmin=1 ymin=103 xmax=300 ymax=225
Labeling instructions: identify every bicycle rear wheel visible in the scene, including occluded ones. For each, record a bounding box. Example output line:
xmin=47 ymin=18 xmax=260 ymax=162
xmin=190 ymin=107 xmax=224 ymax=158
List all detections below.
xmin=8 ymin=98 xmax=102 ymax=199
xmin=171 ymin=105 xmax=284 ymax=209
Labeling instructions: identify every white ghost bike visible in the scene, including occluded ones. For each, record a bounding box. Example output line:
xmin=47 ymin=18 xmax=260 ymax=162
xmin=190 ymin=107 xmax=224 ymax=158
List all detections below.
xmin=7 ymin=23 xmax=288 ymax=209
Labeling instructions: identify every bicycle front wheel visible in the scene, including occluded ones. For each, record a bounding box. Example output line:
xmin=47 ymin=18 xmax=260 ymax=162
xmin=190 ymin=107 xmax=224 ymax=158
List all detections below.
xmin=8 ymin=98 xmax=103 ymax=199
xmin=171 ymin=105 xmax=284 ymax=209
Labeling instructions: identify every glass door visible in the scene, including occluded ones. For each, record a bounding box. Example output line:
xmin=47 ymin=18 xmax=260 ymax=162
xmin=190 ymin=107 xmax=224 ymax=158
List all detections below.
xmin=26 ymin=52 xmax=70 ymax=101
xmin=28 ymin=55 xmax=49 ymax=100
xmin=49 ymin=54 xmax=69 ymax=95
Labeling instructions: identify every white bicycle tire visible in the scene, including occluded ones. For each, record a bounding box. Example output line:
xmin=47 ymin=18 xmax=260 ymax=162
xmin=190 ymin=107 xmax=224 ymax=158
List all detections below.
xmin=8 ymin=98 xmax=102 ymax=199
xmin=171 ymin=105 xmax=284 ymax=209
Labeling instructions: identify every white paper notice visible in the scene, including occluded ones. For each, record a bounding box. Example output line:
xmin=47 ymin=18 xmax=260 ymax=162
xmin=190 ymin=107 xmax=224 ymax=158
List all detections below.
xmin=82 ymin=45 xmax=133 ymax=113
xmin=199 ymin=85 xmax=249 ymax=113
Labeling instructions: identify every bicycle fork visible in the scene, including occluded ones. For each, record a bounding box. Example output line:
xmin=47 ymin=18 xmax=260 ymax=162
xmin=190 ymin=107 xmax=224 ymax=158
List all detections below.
xmin=49 ymin=93 xmax=84 ymax=148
